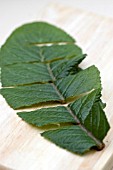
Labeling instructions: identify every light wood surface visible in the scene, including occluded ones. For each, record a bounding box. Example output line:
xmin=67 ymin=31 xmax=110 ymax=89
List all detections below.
xmin=0 ymin=4 xmax=113 ymax=170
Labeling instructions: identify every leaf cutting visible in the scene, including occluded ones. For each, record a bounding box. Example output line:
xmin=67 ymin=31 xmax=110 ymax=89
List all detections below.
xmin=0 ymin=22 xmax=110 ymax=154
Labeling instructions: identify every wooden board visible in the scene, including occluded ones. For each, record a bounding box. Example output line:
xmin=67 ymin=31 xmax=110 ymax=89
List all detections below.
xmin=0 ymin=3 xmax=113 ymax=170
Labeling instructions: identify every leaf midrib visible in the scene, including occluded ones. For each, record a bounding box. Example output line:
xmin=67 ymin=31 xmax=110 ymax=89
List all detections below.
xmin=46 ymin=63 xmax=65 ymax=102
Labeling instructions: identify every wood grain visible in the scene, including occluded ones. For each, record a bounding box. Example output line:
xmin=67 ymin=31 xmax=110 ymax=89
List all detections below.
xmin=0 ymin=4 xmax=113 ymax=170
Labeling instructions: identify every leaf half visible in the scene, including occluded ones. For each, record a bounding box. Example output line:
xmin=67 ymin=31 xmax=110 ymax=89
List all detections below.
xmin=0 ymin=65 xmax=101 ymax=109
xmin=0 ymin=22 xmax=76 ymax=66
xmin=1 ymin=46 xmax=85 ymax=87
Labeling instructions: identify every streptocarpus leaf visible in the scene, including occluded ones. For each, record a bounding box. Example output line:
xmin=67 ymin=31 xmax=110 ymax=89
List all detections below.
xmin=1 ymin=22 xmax=84 ymax=87
xmin=0 ymin=65 xmax=101 ymax=109
xmin=0 ymin=22 xmax=75 ymax=66
xmin=17 ymin=90 xmax=110 ymax=154
xmin=17 ymin=106 xmax=76 ymax=127
xmin=41 ymin=126 xmax=97 ymax=154
xmin=0 ymin=22 xmax=110 ymax=154
xmin=1 ymin=53 xmax=85 ymax=87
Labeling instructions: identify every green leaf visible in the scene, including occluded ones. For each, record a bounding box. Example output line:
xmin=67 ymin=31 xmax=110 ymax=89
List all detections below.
xmin=1 ymin=53 xmax=85 ymax=87
xmin=1 ymin=22 xmax=83 ymax=86
xmin=17 ymin=90 xmax=110 ymax=154
xmin=0 ymin=66 xmax=101 ymax=109
xmin=0 ymin=22 xmax=75 ymax=66
xmin=84 ymin=101 xmax=110 ymax=141
xmin=0 ymin=22 xmax=85 ymax=87
xmin=41 ymin=126 xmax=97 ymax=154
xmin=0 ymin=22 xmax=110 ymax=154
xmin=17 ymin=106 xmax=76 ymax=127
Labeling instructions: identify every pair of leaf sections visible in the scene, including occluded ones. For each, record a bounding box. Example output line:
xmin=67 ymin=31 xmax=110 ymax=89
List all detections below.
xmin=0 ymin=22 xmax=110 ymax=154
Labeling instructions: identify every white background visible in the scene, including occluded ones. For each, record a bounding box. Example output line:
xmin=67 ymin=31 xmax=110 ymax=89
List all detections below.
xmin=0 ymin=0 xmax=113 ymax=46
